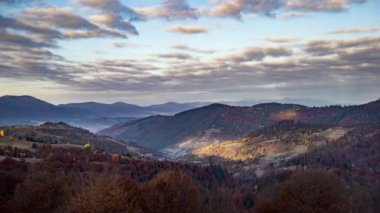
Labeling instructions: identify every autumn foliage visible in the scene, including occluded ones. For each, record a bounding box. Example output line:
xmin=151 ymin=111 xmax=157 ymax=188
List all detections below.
xmin=140 ymin=171 xmax=204 ymax=213
xmin=69 ymin=175 xmax=141 ymax=213
xmin=0 ymin=143 xmax=379 ymax=213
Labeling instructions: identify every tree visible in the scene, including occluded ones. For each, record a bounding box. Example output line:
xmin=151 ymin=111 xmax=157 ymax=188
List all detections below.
xmin=13 ymin=166 xmax=75 ymax=213
xmin=69 ymin=175 xmax=141 ymax=213
xmin=140 ymin=171 xmax=205 ymax=213
xmin=278 ymin=170 xmax=350 ymax=213
xmin=207 ymin=187 xmax=237 ymax=213
xmin=0 ymin=158 xmax=28 ymax=212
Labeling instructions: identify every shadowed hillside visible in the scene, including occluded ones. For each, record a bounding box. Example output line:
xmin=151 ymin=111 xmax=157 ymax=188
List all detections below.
xmin=99 ymin=100 xmax=380 ymax=151
xmin=99 ymin=103 xmax=304 ymax=149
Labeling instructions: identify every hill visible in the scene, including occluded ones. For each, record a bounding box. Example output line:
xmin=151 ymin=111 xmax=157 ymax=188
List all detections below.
xmin=1 ymin=122 xmax=159 ymax=158
xmin=189 ymin=120 xmax=342 ymax=162
xmin=0 ymin=95 xmax=92 ymax=125
xmin=99 ymin=100 xmax=380 ymax=152
xmin=99 ymin=103 xmax=305 ymax=150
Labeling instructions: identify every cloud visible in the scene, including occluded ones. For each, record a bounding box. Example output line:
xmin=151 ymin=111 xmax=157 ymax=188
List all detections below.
xmin=327 ymin=27 xmax=380 ymax=34
xmin=135 ymin=0 xmax=198 ymax=20
xmin=0 ymin=29 xmax=55 ymax=48
xmin=165 ymin=25 xmax=208 ymax=34
xmin=286 ymin=0 xmax=347 ymax=12
xmin=208 ymin=0 xmax=368 ymax=18
xmin=0 ymin=14 xmax=63 ymax=43
xmin=263 ymin=37 xmax=299 ymax=43
xmin=62 ymin=29 xmax=126 ymax=39
xmin=209 ymin=0 xmax=282 ymax=18
xmin=0 ymin=42 xmax=77 ymax=85
xmin=13 ymin=6 xmax=135 ymax=40
xmin=0 ymin=0 xmax=378 ymax=104
xmin=90 ymin=14 xmax=138 ymax=35
xmin=278 ymin=12 xmax=312 ymax=19
xmin=20 ymin=7 xmax=98 ymax=30
xmin=219 ymin=46 xmax=293 ymax=62
xmin=340 ymin=46 xmax=380 ymax=65
xmin=286 ymin=0 xmax=367 ymax=12
xmin=171 ymin=44 xmax=215 ymax=54
xmin=305 ymin=37 xmax=380 ymax=56
xmin=0 ymin=0 xmax=40 ymax=5
xmin=75 ymin=0 xmax=139 ymax=35
xmin=155 ymin=52 xmax=193 ymax=60
xmin=1 ymin=36 xmax=379 ymax=104
xmin=75 ymin=0 xmax=139 ymax=20
xmin=112 ymin=42 xmax=133 ymax=48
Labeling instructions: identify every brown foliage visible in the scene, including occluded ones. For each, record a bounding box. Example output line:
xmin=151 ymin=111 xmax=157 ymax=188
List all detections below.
xmin=69 ymin=175 xmax=141 ymax=213
xmin=140 ymin=171 xmax=205 ymax=213
xmin=12 ymin=164 xmax=76 ymax=213
xmin=257 ymin=170 xmax=350 ymax=213
xmin=0 ymin=158 xmax=28 ymax=212
xmin=207 ymin=187 xmax=238 ymax=213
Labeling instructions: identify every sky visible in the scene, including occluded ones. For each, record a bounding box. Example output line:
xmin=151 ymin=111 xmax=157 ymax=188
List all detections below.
xmin=0 ymin=0 xmax=379 ymax=105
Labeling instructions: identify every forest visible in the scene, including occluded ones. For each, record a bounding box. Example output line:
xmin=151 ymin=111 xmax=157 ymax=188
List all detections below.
xmin=1 ymin=130 xmax=379 ymax=213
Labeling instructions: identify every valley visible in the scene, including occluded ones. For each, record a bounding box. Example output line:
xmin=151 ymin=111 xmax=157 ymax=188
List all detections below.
xmin=1 ymin=97 xmax=379 ymax=179
xmin=1 ymin=0 xmax=379 ymax=211
xmin=0 ymin=96 xmax=379 ymax=212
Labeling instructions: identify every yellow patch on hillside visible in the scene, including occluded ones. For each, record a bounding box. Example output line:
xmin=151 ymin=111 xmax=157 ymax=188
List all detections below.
xmin=314 ymin=127 xmax=349 ymax=141
xmin=272 ymin=110 xmax=298 ymax=121
xmin=193 ymin=141 xmax=254 ymax=161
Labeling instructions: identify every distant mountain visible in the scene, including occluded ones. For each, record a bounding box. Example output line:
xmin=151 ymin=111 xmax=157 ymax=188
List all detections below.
xmin=222 ymin=98 xmax=334 ymax=107
xmin=60 ymin=101 xmax=209 ymax=117
xmin=69 ymin=117 xmax=137 ymax=133
xmin=0 ymin=95 xmax=91 ymax=125
xmin=0 ymin=95 xmax=206 ymax=131
xmin=144 ymin=102 xmax=208 ymax=114
xmin=59 ymin=102 xmax=152 ymax=117
xmin=98 ymin=100 xmax=380 ymax=151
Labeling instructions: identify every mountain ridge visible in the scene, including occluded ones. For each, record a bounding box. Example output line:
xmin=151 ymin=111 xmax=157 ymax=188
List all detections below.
xmin=0 ymin=95 xmax=208 ymax=130
xmin=99 ymin=99 xmax=380 ymax=151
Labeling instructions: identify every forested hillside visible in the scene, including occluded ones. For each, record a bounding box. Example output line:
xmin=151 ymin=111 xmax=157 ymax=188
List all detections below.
xmin=100 ymin=100 xmax=380 ymax=151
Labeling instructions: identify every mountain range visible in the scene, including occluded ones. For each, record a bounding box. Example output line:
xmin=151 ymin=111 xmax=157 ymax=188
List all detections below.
xmin=0 ymin=95 xmax=91 ymax=124
xmin=1 ymin=94 xmax=380 ymax=182
xmin=0 ymin=95 xmax=207 ymax=131
xmin=98 ymin=99 xmax=380 ymax=155
xmin=1 ymin=95 xmax=379 ymax=158
xmin=58 ymin=101 xmax=206 ymax=117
